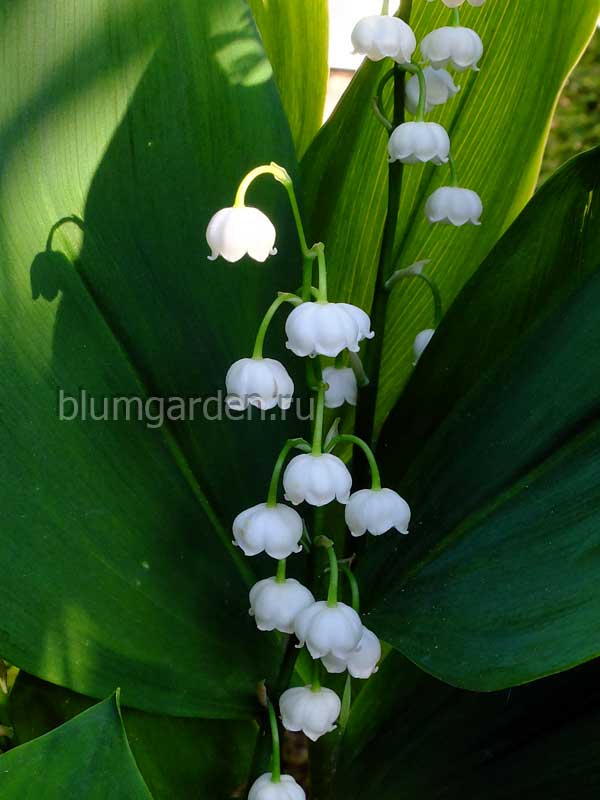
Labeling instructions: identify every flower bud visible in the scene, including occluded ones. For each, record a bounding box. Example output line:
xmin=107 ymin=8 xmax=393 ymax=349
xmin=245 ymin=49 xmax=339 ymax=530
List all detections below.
xmin=351 ymin=15 xmax=416 ymax=64
xmin=388 ymin=122 xmax=450 ymax=165
xmin=280 ymin=685 xmax=341 ymax=741
xmin=345 ymin=488 xmax=411 ymax=537
xmin=249 ymin=578 xmax=315 ymax=634
xmin=225 ymin=358 xmax=293 ymax=411
xmin=233 ymin=503 xmax=303 ymax=559
xmin=421 ymin=27 xmax=483 ymax=72
xmin=413 ymin=328 xmax=436 ymax=363
xmin=248 ymin=773 xmax=306 ymax=800
xmin=321 ymin=627 xmax=381 ymax=679
xmin=285 ymin=302 xmax=374 ymax=359
xmin=206 ymin=206 xmax=277 ymax=263
xmin=294 ymin=600 xmax=363 ymax=659
xmin=405 ymin=67 xmax=460 ymax=116
xmin=283 ymin=453 xmax=352 ymax=507
xmin=322 ymin=366 xmax=357 ymax=409
xmin=425 ymin=186 xmax=483 ymax=226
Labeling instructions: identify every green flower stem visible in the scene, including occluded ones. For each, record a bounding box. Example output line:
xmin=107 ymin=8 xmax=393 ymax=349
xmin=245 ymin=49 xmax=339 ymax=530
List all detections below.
xmin=353 ymin=0 xmax=412 ymax=471
xmin=385 ymin=265 xmax=443 ymax=326
xmin=252 ymin=293 xmax=301 ymax=359
xmin=372 ymin=95 xmax=394 ymax=132
xmin=233 ymin=162 xmax=319 ymax=300
xmin=302 ymin=256 xmax=315 ymax=301
xmin=326 ymin=433 xmax=382 ymax=490
xmin=339 ymin=562 xmax=360 ymax=613
xmin=311 ymin=382 xmax=327 ymax=456
xmin=267 ymin=438 xmax=311 ymax=506
xmin=398 ymin=62 xmax=427 ymax=121
xmin=348 ymin=352 xmax=370 ymax=388
xmin=247 ymin=641 xmax=299 ymax=785
xmin=381 ymin=0 xmax=390 ymax=14
xmin=339 ymin=674 xmax=353 ymax=732
xmin=374 ymin=61 xmax=427 ymax=125
xmin=452 ymin=7 xmax=460 ymax=26
xmin=315 ymin=243 xmax=327 ymax=302
xmin=266 ymin=699 xmax=281 ymax=783
xmin=315 ymin=536 xmax=339 ymax=607
xmin=311 ymin=657 xmax=322 ymax=692
xmin=234 ymin=163 xmax=288 ymax=207
xmin=449 ymin=153 xmax=459 ymax=187
xmin=45 ymin=214 xmax=84 ymax=252
xmin=411 ymin=63 xmax=427 ymax=121
xmin=275 ymin=559 xmax=287 ymax=584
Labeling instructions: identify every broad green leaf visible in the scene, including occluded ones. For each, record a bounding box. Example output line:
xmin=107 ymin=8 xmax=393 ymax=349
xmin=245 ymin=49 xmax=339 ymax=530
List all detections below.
xmin=0 ymin=0 xmax=305 ymax=716
xmin=301 ymin=1 xmax=599 ymax=429
xmin=361 ymin=148 xmax=600 ymax=690
xmin=335 ymin=652 xmax=600 ymax=799
xmin=10 ymin=673 xmax=256 ymax=799
xmin=0 ymin=693 xmax=151 ymax=799
xmin=248 ymin=0 xmax=329 ymax=157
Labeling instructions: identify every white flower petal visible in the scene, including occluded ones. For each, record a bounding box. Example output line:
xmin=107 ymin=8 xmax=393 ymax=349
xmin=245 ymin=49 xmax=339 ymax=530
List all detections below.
xmin=351 ymin=16 xmax=416 ymax=64
xmin=206 ymin=206 xmax=277 ymax=263
xmin=345 ymin=488 xmax=411 ymax=537
xmin=405 ymin=67 xmax=460 ymax=116
xmin=285 ymin=302 xmax=374 ymax=359
xmin=425 ymin=186 xmax=483 ymax=226
xmin=249 ymin=578 xmax=315 ymax=634
xmin=283 ymin=454 xmax=352 ymax=507
xmin=226 ymin=357 xmax=294 ymax=411
xmin=233 ymin=503 xmax=303 ymax=559
xmin=294 ymin=600 xmax=363 ymax=659
xmin=280 ymin=686 xmax=341 ymax=742
xmin=248 ymin=773 xmax=306 ymax=800
xmin=322 ymin=366 xmax=358 ymax=409
xmin=388 ymin=122 xmax=450 ymax=165
xmin=421 ymin=27 xmax=483 ymax=72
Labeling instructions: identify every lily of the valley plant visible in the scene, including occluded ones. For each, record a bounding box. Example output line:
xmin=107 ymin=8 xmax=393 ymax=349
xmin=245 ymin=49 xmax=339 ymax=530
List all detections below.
xmin=207 ymin=1 xmax=487 ymax=794
xmin=1 ymin=0 xmax=599 ymax=797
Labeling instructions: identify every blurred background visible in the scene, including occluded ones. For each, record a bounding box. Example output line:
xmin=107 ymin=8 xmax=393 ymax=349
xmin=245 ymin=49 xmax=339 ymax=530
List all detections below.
xmin=326 ymin=0 xmax=600 ymax=184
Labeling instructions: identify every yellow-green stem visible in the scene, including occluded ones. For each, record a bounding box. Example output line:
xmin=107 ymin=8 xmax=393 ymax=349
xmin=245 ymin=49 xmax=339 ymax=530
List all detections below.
xmin=267 ymin=438 xmax=310 ymax=506
xmin=275 ymin=559 xmax=287 ymax=584
xmin=339 ymin=562 xmax=360 ymax=613
xmin=326 ymin=434 xmax=381 ymax=490
xmin=267 ymin=699 xmax=281 ymax=783
xmin=311 ymin=383 xmax=327 ymax=455
xmin=311 ymin=658 xmax=322 ymax=691
xmin=252 ymin=293 xmax=300 ymax=359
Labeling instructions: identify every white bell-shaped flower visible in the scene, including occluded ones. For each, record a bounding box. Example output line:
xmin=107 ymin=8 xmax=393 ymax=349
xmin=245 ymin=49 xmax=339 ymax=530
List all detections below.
xmin=225 ymin=358 xmax=294 ymax=411
xmin=421 ymin=27 xmax=483 ymax=72
xmin=405 ymin=67 xmax=460 ymax=116
xmin=285 ymin=302 xmax=374 ymax=359
xmin=427 ymin=0 xmax=485 ymax=6
xmin=294 ymin=600 xmax=363 ymax=659
xmin=351 ymin=15 xmax=416 ymax=64
xmin=233 ymin=503 xmax=303 ymax=559
xmin=283 ymin=453 xmax=352 ymax=507
xmin=248 ymin=773 xmax=306 ymax=800
xmin=388 ymin=122 xmax=450 ymax=165
xmin=249 ymin=578 xmax=315 ymax=634
xmin=321 ymin=627 xmax=381 ymax=679
xmin=413 ymin=328 xmax=436 ymax=363
xmin=206 ymin=206 xmax=277 ymax=263
xmin=425 ymin=186 xmax=483 ymax=226
xmin=345 ymin=488 xmax=411 ymax=537
xmin=280 ymin=685 xmax=341 ymax=742
xmin=322 ymin=366 xmax=357 ymax=409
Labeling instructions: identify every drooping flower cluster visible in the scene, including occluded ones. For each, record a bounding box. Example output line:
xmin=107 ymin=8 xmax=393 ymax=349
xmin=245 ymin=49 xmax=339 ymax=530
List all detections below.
xmin=355 ymin=1 xmax=485 ymax=228
xmin=205 ymin=2 xmax=490 ymax=791
xmin=205 ymin=163 xmax=411 ymax=772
